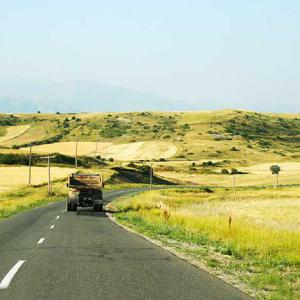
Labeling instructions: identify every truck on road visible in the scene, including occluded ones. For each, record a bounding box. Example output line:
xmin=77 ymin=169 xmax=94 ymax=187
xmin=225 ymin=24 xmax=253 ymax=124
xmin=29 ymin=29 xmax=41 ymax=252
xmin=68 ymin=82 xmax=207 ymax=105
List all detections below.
xmin=66 ymin=173 xmax=104 ymax=212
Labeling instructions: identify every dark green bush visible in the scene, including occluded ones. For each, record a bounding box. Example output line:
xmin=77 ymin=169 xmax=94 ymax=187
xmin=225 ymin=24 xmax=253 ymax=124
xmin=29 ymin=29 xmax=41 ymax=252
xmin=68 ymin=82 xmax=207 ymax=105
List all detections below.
xmin=230 ymin=146 xmax=239 ymax=151
xmin=231 ymin=168 xmax=238 ymax=175
xmin=221 ymin=169 xmax=229 ymax=174
xmin=0 ymin=153 xmax=29 ymax=165
xmin=100 ymin=119 xmax=130 ymax=138
xmin=258 ymin=140 xmax=271 ymax=148
xmin=225 ymin=113 xmax=300 ymax=140
xmin=0 ymin=115 xmax=19 ymax=126
xmin=12 ymin=131 xmax=68 ymax=149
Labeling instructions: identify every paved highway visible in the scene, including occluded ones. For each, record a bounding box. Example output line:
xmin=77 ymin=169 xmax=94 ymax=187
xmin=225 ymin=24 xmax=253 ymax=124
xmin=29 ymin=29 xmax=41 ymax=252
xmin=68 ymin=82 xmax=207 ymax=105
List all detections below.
xmin=0 ymin=188 xmax=251 ymax=300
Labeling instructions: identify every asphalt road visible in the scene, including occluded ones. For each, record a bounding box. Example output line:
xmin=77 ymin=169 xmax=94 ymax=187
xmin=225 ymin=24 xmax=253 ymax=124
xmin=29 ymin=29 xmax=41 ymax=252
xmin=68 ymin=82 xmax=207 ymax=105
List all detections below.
xmin=0 ymin=188 xmax=252 ymax=300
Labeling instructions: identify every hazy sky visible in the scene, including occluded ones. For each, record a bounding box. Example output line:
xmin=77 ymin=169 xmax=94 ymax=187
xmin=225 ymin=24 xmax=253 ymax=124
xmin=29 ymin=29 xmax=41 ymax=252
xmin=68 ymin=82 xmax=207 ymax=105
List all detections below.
xmin=0 ymin=0 xmax=299 ymax=111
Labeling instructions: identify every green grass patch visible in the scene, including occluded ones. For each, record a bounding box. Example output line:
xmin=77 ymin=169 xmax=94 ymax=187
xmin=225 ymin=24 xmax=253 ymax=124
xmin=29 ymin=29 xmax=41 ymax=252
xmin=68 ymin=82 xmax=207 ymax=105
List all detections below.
xmin=0 ymin=180 xmax=67 ymax=220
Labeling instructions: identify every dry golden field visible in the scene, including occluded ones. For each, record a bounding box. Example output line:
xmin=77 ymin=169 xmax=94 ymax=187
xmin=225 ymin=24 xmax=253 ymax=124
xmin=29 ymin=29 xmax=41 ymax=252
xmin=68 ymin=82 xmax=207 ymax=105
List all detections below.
xmin=20 ymin=141 xmax=177 ymax=161
xmin=154 ymin=161 xmax=300 ymax=187
xmin=0 ymin=166 xmax=75 ymax=193
xmin=0 ymin=124 xmax=53 ymax=147
xmin=0 ymin=125 xmax=31 ymax=143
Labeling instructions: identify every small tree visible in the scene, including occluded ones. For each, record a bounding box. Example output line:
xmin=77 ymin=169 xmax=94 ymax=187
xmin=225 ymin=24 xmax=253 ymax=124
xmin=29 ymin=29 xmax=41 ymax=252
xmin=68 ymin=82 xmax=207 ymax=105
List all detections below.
xmin=221 ymin=168 xmax=229 ymax=174
xmin=230 ymin=146 xmax=239 ymax=152
xmin=270 ymin=165 xmax=281 ymax=174
xmin=270 ymin=165 xmax=281 ymax=186
xmin=231 ymin=168 xmax=238 ymax=175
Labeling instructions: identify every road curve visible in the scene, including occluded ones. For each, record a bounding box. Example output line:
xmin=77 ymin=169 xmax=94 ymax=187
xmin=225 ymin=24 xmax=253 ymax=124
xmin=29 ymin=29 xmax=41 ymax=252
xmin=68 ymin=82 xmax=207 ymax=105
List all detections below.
xmin=0 ymin=188 xmax=251 ymax=300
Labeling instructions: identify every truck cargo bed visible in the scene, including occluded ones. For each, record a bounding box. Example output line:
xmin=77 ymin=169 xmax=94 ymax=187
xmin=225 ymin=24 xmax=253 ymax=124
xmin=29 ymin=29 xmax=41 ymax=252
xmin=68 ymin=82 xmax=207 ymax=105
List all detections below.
xmin=69 ymin=174 xmax=103 ymax=189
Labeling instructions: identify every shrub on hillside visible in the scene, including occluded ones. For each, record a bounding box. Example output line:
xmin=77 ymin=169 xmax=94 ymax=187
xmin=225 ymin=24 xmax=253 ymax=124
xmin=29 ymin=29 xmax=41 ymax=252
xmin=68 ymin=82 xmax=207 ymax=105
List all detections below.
xmin=230 ymin=146 xmax=239 ymax=152
xmin=0 ymin=115 xmax=19 ymax=126
xmin=127 ymin=162 xmax=137 ymax=168
xmin=0 ymin=153 xmax=29 ymax=165
xmin=258 ymin=140 xmax=271 ymax=148
xmin=100 ymin=120 xmax=130 ymax=138
xmin=225 ymin=113 xmax=300 ymax=140
xmin=221 ymin=169 xmax=229 ymax=174
xmin=180 ymin=123 xmax=190 ymax=130
xmin=231 ymin=168 xmax=239 ymax=175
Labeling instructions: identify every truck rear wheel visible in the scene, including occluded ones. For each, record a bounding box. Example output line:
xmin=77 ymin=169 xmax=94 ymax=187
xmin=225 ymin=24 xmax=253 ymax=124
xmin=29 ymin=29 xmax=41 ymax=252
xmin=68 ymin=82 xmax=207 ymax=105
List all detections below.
xmin=72 ymin=202 xmax=78 ymax=212
xmin=67 ymin=201 xmax=77 ymax=212
xmin=67 ymin=202 xmax=72 ymax=211
xmin=93 ymin=204 xmax=103 ymax=212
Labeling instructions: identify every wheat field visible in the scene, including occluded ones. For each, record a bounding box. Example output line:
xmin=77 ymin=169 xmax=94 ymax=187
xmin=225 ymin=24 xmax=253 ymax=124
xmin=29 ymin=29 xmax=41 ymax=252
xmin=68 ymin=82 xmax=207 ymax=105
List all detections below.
xmin=154 ymin=161 xmax=300 ymax=187
xmin=20 ymin=141 xmax=177 ymax=160
xmin=0 ymin=125 xmax=31 ymax=143
xmin=0 ymin=166 xmax=75 ymax=193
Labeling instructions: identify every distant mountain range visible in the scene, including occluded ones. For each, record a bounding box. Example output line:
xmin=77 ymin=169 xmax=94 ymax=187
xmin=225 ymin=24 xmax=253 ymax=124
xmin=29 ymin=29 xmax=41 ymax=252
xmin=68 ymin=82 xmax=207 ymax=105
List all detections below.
xmin=0 ymin=78 xmax=180 ymax=113
xmin=0 ymin=77 xmax=298 ymax=114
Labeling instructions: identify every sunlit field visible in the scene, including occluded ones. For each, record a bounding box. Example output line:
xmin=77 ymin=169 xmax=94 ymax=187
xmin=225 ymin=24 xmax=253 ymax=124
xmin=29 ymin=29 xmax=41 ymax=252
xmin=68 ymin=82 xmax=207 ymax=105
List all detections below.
xmin=0 ymin=166 xmax=75 ymax=193
xmin=111 ymin=187 xmax=300 ymax=299
xmin=0 ymin=125 xmax=31 ymax=143
xmin=0 ymin=180 xmax=67 ymax=220
xmin=19 ymin=141 xmax=177 ymax=161
xmin=154 ymin=161 xmax=300 ymax=187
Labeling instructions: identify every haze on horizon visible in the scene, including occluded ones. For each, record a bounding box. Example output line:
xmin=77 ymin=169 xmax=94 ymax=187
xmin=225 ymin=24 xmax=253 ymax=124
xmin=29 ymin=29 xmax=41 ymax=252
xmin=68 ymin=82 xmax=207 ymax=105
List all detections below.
xmin=0 ymin=0 xmax=299 ymax=113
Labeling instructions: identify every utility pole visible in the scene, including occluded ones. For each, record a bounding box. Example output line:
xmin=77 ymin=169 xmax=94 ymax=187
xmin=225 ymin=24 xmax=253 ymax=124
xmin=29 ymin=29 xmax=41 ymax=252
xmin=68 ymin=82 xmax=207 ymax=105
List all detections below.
xmin=75 ymin=137 xmax=78 ymax=167
xmin=149 ymin=163 xmax=153 ymax=191
xmin=41 ymin=155 xmax=55 ymax=195
xmin=95 ymin=141 xmax=98 ymax=157
xmin=233 ymin=174 xmax=237 ymax=201
xmin=28 ymin=145 xmax=32 ymax=185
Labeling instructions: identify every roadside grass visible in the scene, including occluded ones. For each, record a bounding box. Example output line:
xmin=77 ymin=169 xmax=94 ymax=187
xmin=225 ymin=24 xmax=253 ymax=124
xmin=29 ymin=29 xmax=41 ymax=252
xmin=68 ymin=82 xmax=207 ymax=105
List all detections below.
xmin=109 ymin=187 xmax=300 ymax=299
xmin=0 ymin=179 xmax=67 ymax=220
xmin=104 ymin=183 xmax=149 ymax=191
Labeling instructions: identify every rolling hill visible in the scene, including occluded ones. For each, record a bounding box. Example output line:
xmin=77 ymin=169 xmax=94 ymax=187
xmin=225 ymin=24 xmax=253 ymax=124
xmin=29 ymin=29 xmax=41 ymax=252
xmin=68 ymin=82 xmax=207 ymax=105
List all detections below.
xmin=0 ymin=109 xmax=300 ymax=164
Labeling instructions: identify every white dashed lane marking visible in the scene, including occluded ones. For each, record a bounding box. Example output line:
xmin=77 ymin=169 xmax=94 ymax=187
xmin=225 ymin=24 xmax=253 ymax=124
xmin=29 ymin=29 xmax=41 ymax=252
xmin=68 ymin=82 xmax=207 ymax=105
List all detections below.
xmin=0 ymin=260 xmax=26 ymax=289
xmin=37 ymin=238 xmax=45 ymax=245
